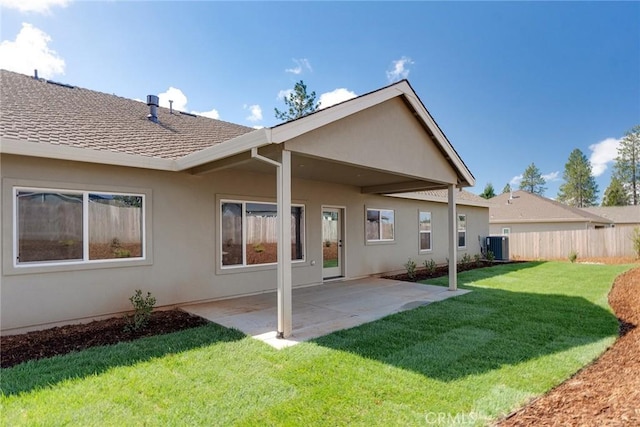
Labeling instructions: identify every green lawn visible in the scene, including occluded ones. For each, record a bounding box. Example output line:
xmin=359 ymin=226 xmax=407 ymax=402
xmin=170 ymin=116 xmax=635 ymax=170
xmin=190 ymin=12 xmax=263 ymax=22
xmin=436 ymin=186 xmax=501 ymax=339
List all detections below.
xmin=1 ymin=262 xmax=632 ymax=426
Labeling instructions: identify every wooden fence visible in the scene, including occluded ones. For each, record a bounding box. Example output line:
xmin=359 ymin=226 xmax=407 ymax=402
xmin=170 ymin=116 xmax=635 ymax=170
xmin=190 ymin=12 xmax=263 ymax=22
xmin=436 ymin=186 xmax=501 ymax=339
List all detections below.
xmin=507 ymin=226 xmax=638 ymax=260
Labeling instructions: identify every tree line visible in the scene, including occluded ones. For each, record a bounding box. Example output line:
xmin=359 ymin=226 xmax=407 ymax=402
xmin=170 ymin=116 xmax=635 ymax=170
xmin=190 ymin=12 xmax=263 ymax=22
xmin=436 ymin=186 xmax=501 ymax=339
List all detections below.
xmin=479 ymin=125 xmax=640 ymax=207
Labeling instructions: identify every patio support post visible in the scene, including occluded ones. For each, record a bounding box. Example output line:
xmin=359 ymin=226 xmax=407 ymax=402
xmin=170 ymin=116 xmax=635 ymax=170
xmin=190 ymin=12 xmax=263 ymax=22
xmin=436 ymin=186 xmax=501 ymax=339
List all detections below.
xmin=250 ymin=147 xmax=293 ymax=338
xmin=448 ymin=184 xmax=458 ymax=291
xmin=277 ymin=149 xmax=292 ymax=338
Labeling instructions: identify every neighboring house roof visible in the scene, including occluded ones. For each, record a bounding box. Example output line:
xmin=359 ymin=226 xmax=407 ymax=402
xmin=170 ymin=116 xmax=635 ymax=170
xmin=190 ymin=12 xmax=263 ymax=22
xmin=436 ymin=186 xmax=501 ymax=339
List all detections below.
xmin=0 ymin=69 xmax=474 ymax=188
xmin=488 ymin=190 xmax=612 ymax=225
xmin=580 ymin=206 xmax=640 ymax=225
xmin=388 ymin=189 xmax=489 ymax=208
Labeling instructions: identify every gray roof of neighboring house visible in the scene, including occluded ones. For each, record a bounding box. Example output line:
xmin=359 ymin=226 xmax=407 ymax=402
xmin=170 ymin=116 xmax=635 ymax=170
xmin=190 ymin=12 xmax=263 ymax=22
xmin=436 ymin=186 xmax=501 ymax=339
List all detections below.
xmin=580 ymin=206 xmax=640 ymax=225
xmin=0 ymin=69 xmax=254 ymax=160
xmin=488 ymin=190 xmax=613 ymax=224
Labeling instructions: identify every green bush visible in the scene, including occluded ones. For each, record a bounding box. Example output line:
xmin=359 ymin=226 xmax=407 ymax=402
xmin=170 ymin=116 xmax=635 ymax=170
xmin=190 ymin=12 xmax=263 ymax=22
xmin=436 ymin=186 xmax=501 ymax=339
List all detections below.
xmin=124 ymin=290 xmax=156 ymax=332
xmin=424 ymin=258 xmax=436 ymax=275
xmin=486 ymin=250 xmax=495 ymax=263
xmin=404 ymin=258 xmax=417 ymax=281
xmin=568 ymin=250 xmax=578 ymax=263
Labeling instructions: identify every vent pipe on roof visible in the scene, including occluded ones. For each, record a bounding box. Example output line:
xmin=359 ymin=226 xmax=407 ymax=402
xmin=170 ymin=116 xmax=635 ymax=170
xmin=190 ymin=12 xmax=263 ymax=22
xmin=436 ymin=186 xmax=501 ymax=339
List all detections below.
xmin=147 ymin=95 xmax=159 ymax=123
xmin=34 ymin=69 xmax=38 ymax=79
xmin=169 ymin=100 xmax=173 ymax=114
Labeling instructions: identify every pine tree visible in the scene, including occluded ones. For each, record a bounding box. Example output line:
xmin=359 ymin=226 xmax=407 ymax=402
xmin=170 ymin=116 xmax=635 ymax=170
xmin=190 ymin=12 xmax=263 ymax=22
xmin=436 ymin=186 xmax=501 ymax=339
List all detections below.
xmin=602 ymin=176 xmax=630 ymax=206
xmin=612 ymin=125 xmax=640 ymax=205
xmin=274 ymin=80 xmax=319 ymax=121
xmin=557 ymin=148 xmax=599 ymax=207
xmin=502 ymin=183 xmax=511 ymax=194
xmin=519 ymin=163 xmax=546 ymax=195
xmin=479 ymin=183 xmax=496 ymax=199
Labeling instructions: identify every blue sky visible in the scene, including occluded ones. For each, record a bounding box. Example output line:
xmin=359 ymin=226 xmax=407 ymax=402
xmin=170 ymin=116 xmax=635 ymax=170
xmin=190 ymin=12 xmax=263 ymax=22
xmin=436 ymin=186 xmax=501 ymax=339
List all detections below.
xmin=1 ymin=1 xmax=639 ymax=200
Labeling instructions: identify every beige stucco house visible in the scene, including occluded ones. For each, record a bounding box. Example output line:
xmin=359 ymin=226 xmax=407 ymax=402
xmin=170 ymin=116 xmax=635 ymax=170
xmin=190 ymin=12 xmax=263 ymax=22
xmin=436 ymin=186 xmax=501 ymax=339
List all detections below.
xmin=1 ymin=69 xmax=486 ymax=336
xmin=489 ymin=190 xmax=612 ymax=234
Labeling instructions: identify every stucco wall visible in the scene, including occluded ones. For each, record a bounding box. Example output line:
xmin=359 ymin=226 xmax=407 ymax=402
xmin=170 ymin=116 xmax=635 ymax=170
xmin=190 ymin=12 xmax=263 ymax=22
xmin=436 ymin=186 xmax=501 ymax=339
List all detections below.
xmin=2 ymin=154 xmax=487 ymax=333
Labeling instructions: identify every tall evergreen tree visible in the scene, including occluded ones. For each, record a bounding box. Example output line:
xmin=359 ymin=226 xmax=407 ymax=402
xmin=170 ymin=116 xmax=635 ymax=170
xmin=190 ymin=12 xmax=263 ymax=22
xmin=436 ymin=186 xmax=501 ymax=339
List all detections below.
xmin=602 ymin=176 xmax=630 ymax=206
xmin=519 ymin=163 xmax=546 ymax=195
xmin=612 ymin=125 xmax=640 ymax=205
xmin=479 ymin=183 xmax=496 ymax=199
xmin=557 ymin=148 xmax=599 ymax=207
xmin=502 ymin=183 xmax=511 ymax=194
xmin=274 ymin=80 xmax=319 ymax=121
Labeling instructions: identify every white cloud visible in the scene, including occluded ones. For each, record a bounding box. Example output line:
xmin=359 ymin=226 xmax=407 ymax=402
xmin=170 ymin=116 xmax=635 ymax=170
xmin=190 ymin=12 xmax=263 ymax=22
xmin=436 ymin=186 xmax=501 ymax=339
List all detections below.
xmin=386 ymin=56 xmax=413 ymax=83
xmin=244 ymin=104 xmax=262 ymax=122
xmin=589 ymin=137 xmax=620 ymax=177
xmin=157 ymin=86 xmax=219 ymax=119
xmin=318 ymin=88 xmax=357 ymax=109
xmin=192 ymin=108 xmax=220 ymax=120
xmin=277 ymin=89 xmax=293 ymax=100
xmin=252 ymin=125 xmax=264 ymax=130
xmin=509 ymin=175 xmax=523 ymax=186
xmin=158 ymin=87 xmax=188 ymax=111
xmin=0 ymin=0 xmax=70 ymax=14
xmin=0 ymin=23 xmax=65 ymax=79
xmin=542 ymin=171 xmax=560 ymax=182
xmin=285 ymin=58 xmax=312 ymax=75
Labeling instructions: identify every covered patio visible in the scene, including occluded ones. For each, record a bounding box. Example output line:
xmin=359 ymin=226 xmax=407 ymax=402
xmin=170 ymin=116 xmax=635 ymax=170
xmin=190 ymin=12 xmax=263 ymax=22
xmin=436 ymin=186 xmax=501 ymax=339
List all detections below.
xmin=181 ymin=278 xmax=470 ymax=349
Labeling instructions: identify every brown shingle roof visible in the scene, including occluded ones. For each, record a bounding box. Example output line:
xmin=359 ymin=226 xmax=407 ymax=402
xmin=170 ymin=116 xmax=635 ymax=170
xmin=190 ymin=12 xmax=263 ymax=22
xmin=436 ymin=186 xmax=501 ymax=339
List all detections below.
xmin=0 ymin=69 xmax=254 ymax=160
xmin=488 ymin=190 xmax=612 ymax=224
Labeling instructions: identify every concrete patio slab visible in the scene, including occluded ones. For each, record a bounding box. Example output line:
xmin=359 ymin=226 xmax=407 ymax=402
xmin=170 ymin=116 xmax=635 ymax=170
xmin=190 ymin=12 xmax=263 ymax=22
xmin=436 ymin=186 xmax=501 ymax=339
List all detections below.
xmin=181 ymin=278 xmax=469 ymax=349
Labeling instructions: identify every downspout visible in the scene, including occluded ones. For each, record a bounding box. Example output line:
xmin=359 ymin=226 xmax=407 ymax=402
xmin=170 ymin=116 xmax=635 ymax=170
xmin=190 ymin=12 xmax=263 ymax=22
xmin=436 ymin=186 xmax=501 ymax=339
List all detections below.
xmin=250 ymin=147 xmax=292 ymax=338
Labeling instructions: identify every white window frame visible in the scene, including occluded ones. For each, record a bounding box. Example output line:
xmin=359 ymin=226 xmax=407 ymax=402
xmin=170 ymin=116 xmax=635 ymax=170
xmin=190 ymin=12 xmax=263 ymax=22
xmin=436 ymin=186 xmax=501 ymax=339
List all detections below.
xmin=502 ymin=227 xmax=511 ymax=235
xmin=419 ymin=211 xmax=432 ymax=252
xmin=365 ymin=208 xmax=395 ymax=243
xmin=457 ymin=214 xmax=467 ymax=249
xmin=220 ymin=199 xmax=306 ymax=269
xmin=13 ymin=186 xmax=146 ymax=268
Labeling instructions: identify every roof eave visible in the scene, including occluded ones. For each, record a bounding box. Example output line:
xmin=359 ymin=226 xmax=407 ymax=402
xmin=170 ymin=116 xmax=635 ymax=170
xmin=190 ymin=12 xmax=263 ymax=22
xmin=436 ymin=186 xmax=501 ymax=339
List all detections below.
xmin=0 ymin=136 xmax=177 ymax=171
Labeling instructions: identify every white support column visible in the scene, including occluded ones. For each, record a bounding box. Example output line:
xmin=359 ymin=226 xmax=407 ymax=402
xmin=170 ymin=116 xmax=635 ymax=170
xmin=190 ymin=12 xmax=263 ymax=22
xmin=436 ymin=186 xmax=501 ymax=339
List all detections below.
xmin=277 ymin=150 xmax=292 ymax=337
xmin=250 ymin=147 xmax=293 ymax=338
xmin=448 ymin=184 xmax=458 ymax=291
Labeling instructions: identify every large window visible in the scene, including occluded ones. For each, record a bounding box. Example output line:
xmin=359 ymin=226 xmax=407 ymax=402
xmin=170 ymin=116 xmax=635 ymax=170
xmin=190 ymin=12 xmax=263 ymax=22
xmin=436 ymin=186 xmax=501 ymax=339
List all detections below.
xmin=221 ymin=200 xmax=304 ymax=267
xmin=15 ymin=188 xmax=144 ymax=265
xmin=419 ymin=211 xmax=432 ymax=251
xmin=458 ymin=214 xmax=467 ymax=248
xmin=366 ymin=208 xmax=394 ymax=242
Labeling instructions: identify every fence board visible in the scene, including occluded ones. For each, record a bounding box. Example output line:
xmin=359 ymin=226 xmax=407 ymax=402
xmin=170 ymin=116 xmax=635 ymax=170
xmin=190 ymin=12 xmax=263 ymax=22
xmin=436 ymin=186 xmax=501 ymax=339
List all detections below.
xmin=508 ymin=226 xmax=638 ymax=260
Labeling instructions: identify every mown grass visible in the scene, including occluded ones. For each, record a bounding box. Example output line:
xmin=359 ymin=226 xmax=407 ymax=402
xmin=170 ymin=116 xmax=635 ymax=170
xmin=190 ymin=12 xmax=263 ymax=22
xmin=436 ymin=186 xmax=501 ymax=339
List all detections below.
xmin=1 ymin=262 xmax=632 ymax=426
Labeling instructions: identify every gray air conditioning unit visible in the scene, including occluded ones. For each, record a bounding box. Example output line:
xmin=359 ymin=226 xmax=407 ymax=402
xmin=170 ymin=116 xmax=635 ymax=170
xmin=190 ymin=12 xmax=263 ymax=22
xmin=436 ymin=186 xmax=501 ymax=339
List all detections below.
xmin=486 ymin=236 xmax=509 ymax=261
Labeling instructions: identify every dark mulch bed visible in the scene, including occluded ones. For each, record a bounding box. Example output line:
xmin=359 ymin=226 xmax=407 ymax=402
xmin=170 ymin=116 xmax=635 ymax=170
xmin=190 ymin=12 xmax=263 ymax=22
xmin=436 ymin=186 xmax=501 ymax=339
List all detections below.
xmin=1 ymin=310 xmax=209 ymax=368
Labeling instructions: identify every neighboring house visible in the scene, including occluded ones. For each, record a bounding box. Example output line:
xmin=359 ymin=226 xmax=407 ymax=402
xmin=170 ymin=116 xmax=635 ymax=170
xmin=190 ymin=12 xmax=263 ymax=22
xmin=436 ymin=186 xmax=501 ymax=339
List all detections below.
xmin=489 ymin=190 xmax=612 ymax=234
xmin=1 ymin=69 xmax=485 ymax=336
xmin=580 ymin=206 xmax=640 ymax=228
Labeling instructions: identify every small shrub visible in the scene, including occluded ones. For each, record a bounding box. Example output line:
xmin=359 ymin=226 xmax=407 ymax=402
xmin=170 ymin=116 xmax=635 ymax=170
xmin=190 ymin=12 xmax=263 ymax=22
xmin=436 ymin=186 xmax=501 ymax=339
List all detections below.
xmin=124 ymin=290 xmax=156 ymax=332
xmin=424 ymin=258 xmax=436 ymax=275
xmin=631 ymin=227 xmax=640 ymax=259
xmin=486 ymin=251 xmax=495 ymax=263
xmin=460 ymin=253 xmax=472 ymax=267
xmin=404 ymin=258 xmax=417 ymax=281
xmin=474 ymin=253 xmax=482 ymax=267
xmin=324 ymin=240 xmax=332 ymax=248
xmin=253 ymin=243 xmax=265 ymax=253
xmin=568 ymin=250 xmax=578 ymax=263
xmin=110 ymin=237 xmax=121 ymax=249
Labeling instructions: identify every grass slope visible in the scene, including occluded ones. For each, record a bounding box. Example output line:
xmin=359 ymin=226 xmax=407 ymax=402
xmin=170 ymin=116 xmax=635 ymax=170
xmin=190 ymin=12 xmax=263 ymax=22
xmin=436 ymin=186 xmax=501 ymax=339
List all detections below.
xmin=1 ymin=262 xmax=631 ymax=426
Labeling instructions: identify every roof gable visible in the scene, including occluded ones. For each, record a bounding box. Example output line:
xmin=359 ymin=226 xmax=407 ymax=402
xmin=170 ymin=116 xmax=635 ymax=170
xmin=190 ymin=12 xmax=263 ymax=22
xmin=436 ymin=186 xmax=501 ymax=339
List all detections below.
xmin=580 ymin=206 xmax=640 ymax=224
